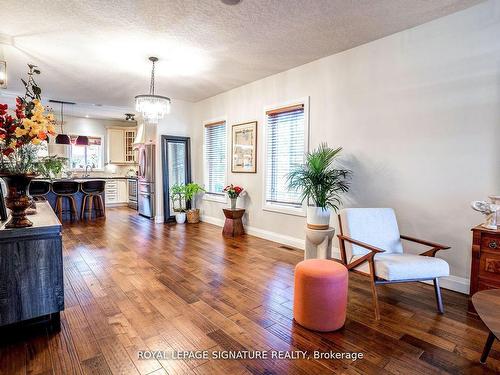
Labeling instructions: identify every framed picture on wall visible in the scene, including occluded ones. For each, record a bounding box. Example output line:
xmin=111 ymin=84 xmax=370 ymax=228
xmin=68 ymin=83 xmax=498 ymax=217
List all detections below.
xmin=231 ymin=121 xmax=257 ymax=173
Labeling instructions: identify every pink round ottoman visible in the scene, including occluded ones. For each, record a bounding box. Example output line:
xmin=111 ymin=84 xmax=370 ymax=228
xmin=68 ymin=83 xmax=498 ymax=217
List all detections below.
xmin=293 ymin=259 xmax=348 ymax=332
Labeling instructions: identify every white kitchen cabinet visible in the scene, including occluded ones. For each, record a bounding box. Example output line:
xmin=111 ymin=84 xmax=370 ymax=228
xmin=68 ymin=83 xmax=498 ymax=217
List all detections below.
xmin=106 ymin=127 xmax=136 ymax=165
xmin=105 ymin=179 xmax=128 ymax=206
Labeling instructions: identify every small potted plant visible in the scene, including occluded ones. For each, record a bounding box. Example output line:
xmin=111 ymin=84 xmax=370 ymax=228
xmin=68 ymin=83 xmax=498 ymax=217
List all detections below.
xmin=287 ymin=143 xmax=351 ymax=230
xmin=185 ymin=182 xmax=205 ymax=223
xmin=223 ymin=184 xmax=244 ymax=210
xmin=170 ymin=183 xmax=186 ymax=224
xmin=35 ymin=155 xmax=68 ymax=180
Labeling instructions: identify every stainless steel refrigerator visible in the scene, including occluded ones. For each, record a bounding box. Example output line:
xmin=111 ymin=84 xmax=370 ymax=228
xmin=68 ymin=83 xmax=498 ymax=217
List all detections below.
xmin=138 ymin=144 xmax=155 ymax=218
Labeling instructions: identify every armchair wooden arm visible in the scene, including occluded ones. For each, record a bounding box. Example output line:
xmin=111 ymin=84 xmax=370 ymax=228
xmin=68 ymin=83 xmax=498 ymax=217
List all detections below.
xmin=337 ymin=234 xmax=386 ymax=270
xmin=400 ymin=234 xmax=450 ymax=257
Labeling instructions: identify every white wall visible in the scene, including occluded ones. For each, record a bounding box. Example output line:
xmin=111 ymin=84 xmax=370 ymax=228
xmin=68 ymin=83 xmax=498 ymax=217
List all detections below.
xmin=191 ymin=1 xmax=500 ymax=291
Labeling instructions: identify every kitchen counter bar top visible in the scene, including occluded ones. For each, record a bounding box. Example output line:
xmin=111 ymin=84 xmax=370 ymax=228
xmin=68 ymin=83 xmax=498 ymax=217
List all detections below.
xmin=34 ymin=176 xmax=137 ymax=182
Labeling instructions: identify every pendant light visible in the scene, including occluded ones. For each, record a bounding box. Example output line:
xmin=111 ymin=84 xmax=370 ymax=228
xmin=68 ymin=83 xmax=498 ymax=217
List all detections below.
xmin=75 ymin=135 xmax=89 ymax=146
xmin=135 ymin=57 xmax=170 ymax=124
xmin=50 ymin=100 xmax=71 ymax=145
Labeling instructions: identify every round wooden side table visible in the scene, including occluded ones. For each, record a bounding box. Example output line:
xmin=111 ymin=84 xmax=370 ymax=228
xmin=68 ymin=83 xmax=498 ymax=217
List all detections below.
xmin=222 ymin=208 xmax=245 ymax=237
xmin=472 ymin=289 xmax=500 ymax=364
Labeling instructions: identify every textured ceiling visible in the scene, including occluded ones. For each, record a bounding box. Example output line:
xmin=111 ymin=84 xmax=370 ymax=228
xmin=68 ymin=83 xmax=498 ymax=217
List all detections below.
xmin=0 ymin=0 xmax=483 ymax=118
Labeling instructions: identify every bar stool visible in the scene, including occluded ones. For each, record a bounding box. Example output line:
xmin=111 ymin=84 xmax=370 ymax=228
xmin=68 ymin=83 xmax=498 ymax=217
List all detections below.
xmin=81 ymin=180 xmax=106 ymax=220
xmin=52 ymin=181 xmax=79 ymax=223
xmin=29 ymin=180 xmax=51 ymax=202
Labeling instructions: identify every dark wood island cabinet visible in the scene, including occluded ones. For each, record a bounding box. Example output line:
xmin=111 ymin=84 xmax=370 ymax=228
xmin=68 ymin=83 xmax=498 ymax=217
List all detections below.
xmin=0 ymin=201 xmax=63 ymax=331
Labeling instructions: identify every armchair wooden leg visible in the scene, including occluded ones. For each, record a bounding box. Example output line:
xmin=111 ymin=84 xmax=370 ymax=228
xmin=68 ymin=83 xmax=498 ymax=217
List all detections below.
xmin=370 ymin=279 xmax=380 ymax=320
xmin=433 ymin=278 xmax=444 ymax=314
xmin=369 ymin=260 xmax=380 ymax=320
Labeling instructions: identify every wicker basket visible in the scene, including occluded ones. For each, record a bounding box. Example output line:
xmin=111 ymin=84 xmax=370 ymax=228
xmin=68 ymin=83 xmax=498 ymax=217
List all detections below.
xmin=186 ymin=209 xmax=200 ymax=223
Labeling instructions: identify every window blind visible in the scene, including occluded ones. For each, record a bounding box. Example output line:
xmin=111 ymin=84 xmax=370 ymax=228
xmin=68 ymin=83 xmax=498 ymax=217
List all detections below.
xmin=265 ymin=105 xmax=305 ymax=207
xmin=204 ymin=121 xmax=226 ymax=194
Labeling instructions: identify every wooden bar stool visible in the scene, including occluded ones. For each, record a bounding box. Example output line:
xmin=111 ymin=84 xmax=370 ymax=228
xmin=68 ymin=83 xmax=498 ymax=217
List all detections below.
xmin=81 ymin=180 xmax=106 ymax=220
xmin=29 ymin=180 xmax=51 ymax=201
xmin=52 ymin=181 xmax=79 ymax=223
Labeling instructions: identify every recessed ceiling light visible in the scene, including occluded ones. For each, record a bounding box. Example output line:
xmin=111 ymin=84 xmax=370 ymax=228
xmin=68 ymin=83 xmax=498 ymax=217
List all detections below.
xmin=221 ymin=0 xmax=242 ymax=5
xmin=85 ymin=114 xmax=89 ymax=118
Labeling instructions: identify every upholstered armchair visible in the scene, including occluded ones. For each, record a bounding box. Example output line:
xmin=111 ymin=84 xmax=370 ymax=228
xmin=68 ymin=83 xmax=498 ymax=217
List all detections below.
xmin=337 ymin=208 xmax=450 ymax=320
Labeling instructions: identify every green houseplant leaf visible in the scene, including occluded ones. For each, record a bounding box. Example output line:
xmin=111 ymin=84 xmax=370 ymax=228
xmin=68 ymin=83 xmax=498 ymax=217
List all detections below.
xmin=170 ymin=183 xmax=187 ymax=212
xmin=184 ymin=183 xmax=205 ymax=210
xmin=287 ymin=143 xmax=351 ymax=212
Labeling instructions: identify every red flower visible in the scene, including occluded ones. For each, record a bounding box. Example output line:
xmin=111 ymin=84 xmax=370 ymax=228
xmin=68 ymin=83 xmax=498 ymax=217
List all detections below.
xmin=3 ymin=148 xmax=14 ymax=156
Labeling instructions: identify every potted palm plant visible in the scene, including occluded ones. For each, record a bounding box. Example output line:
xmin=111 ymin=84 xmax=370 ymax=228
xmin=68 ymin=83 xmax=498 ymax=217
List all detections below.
xmin=170 ymin=184 xmax=187 ymax=224
xmin=185 ymin=182 xmax=205 ymax=223
xmin=287 ymin=143 xmax=351 ymax=230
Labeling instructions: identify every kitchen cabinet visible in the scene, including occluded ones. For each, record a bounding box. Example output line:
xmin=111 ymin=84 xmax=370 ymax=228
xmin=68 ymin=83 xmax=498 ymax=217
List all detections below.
xmin=105 ymin=179 xmax=128 ymax=206
xmin=107 ymin=127 xmax=137 ymax=164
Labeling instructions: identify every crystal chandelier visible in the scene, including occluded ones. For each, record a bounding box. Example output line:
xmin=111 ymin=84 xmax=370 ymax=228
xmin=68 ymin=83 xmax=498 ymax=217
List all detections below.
xmin=135 ymin=57 xmax=171 ymax=124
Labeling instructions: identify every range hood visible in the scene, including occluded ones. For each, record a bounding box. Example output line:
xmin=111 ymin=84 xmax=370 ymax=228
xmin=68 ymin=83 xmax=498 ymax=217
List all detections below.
xmin=133 ymin=120 xmax=155 ymax=148
xmin=133 ymin=121 xmax=145 ymax=147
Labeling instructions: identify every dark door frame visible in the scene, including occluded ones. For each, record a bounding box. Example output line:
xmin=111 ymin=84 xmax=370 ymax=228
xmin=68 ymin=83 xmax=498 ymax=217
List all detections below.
xmin=161 ymin=135 xmax=192 ymax=222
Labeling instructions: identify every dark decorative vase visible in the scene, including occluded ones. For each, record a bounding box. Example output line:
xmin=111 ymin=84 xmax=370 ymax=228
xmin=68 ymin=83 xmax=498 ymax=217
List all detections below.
xmin=0 ymin=174 xmax=35 ymax=228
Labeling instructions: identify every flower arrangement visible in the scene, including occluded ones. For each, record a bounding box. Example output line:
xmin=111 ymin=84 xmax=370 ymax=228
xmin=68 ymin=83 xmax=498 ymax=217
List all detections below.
xmin=223 ymin=184 xmax=244 ymax=198
xmin=223 ymin=184 xmax=244 ymax=210
xmin=0 ymin=64 xmax=56 ymax=174
xmin=0 ymin=64 xmax=56 ymax=228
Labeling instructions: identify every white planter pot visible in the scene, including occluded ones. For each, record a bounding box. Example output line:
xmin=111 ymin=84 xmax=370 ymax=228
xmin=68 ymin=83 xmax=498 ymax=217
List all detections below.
xmin=307 ymin=206 xmax=331 ymax=230
xmin=175 ymin=212 xmax=186 ymax=224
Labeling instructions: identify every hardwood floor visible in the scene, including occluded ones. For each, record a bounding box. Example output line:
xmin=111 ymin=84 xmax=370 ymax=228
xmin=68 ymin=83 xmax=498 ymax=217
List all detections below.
xmin=0 ymin=207 xmax=498 ymax=374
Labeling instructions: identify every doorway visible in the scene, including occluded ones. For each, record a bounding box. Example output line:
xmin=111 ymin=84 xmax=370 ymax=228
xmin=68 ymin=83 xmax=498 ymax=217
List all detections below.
xmin=161 ymin=135 xmax=191 ymax=222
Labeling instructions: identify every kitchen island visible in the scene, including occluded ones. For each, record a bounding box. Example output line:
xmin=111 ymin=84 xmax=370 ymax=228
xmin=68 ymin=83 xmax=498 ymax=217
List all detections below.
xmin=0 ymin=201 xmax=63 ymax=331
xmin=35 ymin=178 xmax=107 ymax=221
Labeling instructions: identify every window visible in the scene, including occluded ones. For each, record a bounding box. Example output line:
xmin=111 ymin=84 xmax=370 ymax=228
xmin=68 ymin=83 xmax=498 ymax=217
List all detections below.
xmin=204 ymin=121 xmax=226 ymax=195
xmin=265 ymin=103 xmax=307 ymax=213
xmin=69 ymin=136 xmax=103 ymax=170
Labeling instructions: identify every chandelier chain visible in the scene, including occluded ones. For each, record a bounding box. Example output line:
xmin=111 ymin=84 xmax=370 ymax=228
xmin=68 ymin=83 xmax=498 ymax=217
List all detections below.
xmin=149 ymin=60 xmax=155 ymax=96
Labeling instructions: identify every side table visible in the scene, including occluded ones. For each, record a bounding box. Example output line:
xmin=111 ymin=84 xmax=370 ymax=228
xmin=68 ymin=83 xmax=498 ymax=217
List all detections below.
xmin=472 ymin=289 xmax=500 ymax=364
xmin=222 ymin=208 xmax=245 ymax=237
xmin=305 ymin=227 xmax=335 ymax=259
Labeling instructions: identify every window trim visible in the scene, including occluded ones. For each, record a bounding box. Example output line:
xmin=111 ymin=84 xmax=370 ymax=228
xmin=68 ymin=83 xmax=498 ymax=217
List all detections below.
xmin=69 ymin=134 xmax=104 ymax=171
xmin=203 ymin=116 xmax=228 ymax=204
xmin=262 ymin=97 xmax=310 ymax=216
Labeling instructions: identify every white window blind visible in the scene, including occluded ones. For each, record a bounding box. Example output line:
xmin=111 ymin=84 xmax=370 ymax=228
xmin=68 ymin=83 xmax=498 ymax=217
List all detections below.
xmin=204 ymin=121 xmax=226 ymax=194
xmin=265 ymin=104 xmax=305 ymax=208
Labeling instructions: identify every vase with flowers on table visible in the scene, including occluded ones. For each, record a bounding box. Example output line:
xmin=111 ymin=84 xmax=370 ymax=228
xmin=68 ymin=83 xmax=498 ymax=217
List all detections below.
xmin=223 ymin=184 xmax=244 ymax=210
xmin=222 ymin=184 xmax=246 ymax=237
xmin=0 ymin=65 xmax=57 ymax=228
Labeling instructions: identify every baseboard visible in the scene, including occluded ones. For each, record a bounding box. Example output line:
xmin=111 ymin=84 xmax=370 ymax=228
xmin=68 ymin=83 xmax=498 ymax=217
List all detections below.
xmin=201 ymin=215 xmax=470 ymax=295
xmin=201 ymin=215 xmax=305 ymax=250
xmin=154 ymin=215 xmax=164 ymax=224
xmin=106 ymin=202 xmax=128 ymax=207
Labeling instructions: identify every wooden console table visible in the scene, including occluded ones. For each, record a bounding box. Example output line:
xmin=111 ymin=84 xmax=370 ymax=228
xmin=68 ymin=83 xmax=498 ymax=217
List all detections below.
xmin=0 ymin=201 xmax=63 ymax=332
xmin=222 ymin=208 xmax=245 ymax=237
xmin=469 ymin=225 xmax=500 ymax=314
